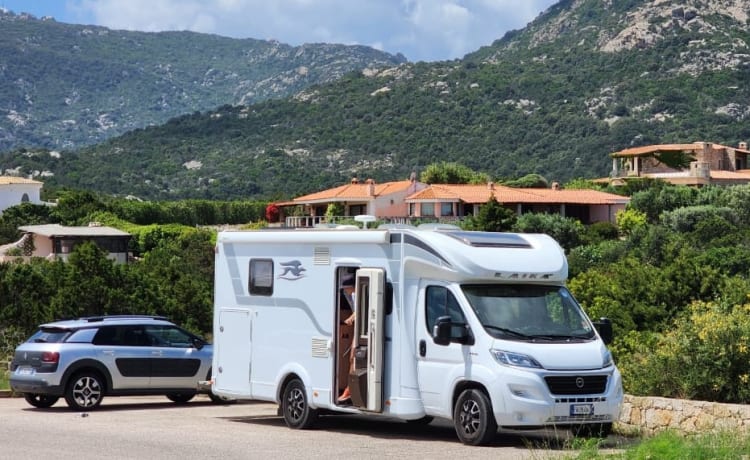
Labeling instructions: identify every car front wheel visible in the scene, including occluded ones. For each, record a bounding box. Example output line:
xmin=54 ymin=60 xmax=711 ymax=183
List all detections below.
xmin=453 ymin=389 xmax=498 ymax=446
xmin=24 ymin=394 xmax=59 ymax=408
xmin=64 ymin=371 xmax=104 ymax=411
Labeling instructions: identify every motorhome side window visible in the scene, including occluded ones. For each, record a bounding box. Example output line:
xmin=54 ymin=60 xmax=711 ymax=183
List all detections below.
xmin=425 ymin=286 xmax=466 ymax=333
xmin=248 ymin=259 xmax=274 ymax=296
xmin=357 ymin=280 xmax=370 ymax=338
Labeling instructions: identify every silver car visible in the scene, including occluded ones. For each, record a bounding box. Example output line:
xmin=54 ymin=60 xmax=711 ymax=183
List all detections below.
xmin=10 ymin=315 xmax=223 ymax=410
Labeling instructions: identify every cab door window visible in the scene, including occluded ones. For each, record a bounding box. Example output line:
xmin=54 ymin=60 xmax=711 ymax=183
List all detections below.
xmin=425 ymin=286 xmax=467 ymax=337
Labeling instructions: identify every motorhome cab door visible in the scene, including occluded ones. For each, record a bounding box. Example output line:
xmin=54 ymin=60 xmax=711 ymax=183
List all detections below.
xmin=350 ymin=268 xmax=385 ymax=412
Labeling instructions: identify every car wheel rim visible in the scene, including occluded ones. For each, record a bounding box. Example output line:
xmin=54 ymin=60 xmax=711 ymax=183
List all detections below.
xmin=72 ymin=376 xmax=102 ymax=407
xmin=287 ymin=387 xmax=305 ymax=422
xmin=459 ymin=399 xmax=481 ymax=436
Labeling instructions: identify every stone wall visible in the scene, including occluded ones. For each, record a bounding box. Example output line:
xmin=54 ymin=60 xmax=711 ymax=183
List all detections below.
xmin=618 ymin=394 xmax=750 ymax=434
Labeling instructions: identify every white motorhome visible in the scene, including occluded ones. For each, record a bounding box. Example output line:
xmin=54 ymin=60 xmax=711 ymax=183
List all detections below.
xmin=211 ymin=222 xmax=622 ymax=445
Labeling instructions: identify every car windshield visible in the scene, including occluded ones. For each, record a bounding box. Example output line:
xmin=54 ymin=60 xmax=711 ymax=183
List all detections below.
xmin=462 ymin=284 xmax=595 ymax=342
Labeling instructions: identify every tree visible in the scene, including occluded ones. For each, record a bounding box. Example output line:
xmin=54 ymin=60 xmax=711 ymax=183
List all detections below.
xmin=502 ymin=174 xmax=548 ymax=188
xmin=462 ymin=195 xmax=516 ymax=231
xmin=419 ymin=162 xmax=489 ymax=184
xmin=512 ymin=213 xmax=584 ymax=251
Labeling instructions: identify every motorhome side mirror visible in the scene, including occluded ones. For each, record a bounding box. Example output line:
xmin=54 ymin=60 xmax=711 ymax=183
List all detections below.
xmin=593 ymin=317 xmax=613 ymax=345
xmin=432 ymin=316 xmax=452 ymax=346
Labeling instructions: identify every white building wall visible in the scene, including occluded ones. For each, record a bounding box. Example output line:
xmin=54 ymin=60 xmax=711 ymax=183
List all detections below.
xmin=0 ymin=183 xmax=43 ymax=214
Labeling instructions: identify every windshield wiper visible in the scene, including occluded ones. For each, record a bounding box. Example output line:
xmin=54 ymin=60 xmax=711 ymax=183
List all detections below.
xmin=526 ymin=334 xmax=592 ymax=341
xmin=483 ymin=325 xmax=531 ymax=339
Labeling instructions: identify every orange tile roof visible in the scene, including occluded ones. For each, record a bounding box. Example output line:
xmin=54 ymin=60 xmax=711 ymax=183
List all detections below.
xmin=612 ymin=142 xmax=750 ymax=157
xmin=406 ymin=184 xmax=629 ymax=205
xmin=291 ymin=180 xmax=416 ymax=203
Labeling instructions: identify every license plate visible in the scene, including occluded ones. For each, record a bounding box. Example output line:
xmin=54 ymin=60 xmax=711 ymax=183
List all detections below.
xmin=570 ymin=404 xmax=594 ymax=416
xmin=17 ymin=367 xmax=34 ymax=376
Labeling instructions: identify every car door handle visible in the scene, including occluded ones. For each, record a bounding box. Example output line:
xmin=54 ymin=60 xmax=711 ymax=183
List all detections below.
xmin=419 ymin=340 xmax=426 ymax=357
xmin=102 ymin=350 xmax=114 ymax=355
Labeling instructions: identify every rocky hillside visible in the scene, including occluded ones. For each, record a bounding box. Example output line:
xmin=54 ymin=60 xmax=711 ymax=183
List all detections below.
xmin=2 ymin=0 xmax=749 ymax=200
xmin=0 ymin=9 xmax=405 ymax=152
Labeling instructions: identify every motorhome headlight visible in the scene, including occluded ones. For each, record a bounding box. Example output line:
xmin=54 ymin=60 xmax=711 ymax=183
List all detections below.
xmin=602 ymin=349 xmax=613 ymax=368
xmin=491 ymin=349 xmax=542 ymax=369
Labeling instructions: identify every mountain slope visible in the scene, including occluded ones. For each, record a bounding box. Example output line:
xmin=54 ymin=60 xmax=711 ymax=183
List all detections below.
xmin=0 ymin=9 xmax=405 ymax=152
xmin=2 ymin=0 xmax=750 ymax=200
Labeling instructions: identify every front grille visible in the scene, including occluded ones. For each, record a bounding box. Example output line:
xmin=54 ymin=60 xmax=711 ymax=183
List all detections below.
xmin=545 ymin=375 xmax=608 ymax=395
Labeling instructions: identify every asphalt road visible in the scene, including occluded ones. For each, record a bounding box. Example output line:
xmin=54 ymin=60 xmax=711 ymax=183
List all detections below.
xmin=0 ymin=394 xmax=588 ymax=459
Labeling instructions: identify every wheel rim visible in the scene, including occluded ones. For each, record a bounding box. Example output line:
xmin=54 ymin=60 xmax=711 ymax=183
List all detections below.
xmin=72 ymin=376 xmax=102 ymax=408
xmin=286 ymin=387 xmax=305 ymax=422
xmin=459 ymin=399 xmax=482 ymax=436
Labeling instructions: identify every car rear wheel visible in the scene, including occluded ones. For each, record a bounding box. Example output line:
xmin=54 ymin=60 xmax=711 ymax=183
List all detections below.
xmin=24 ymin=394 xmax=59 ymax=408
xmin=453 ymin=389 xmax=498 ymax=446
xmin=65 ymin=371 xmax=104 ymax=411
xmin=281 ymin=378 xmax=318 ymax=429
xmin=166 ymin=393 xmax=196 ymax=404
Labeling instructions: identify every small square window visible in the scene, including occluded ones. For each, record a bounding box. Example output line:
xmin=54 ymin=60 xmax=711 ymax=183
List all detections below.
xmin=249 ymin=259 xmax=274 ymax=296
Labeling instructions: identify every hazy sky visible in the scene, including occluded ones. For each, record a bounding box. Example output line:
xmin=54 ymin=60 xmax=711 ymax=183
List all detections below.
xmin=2 ymin=0 xmax=559 ymax=62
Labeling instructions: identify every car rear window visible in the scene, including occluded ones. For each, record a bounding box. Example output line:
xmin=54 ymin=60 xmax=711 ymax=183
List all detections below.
xmin=27 ymin=328 xmax=71 ymax=344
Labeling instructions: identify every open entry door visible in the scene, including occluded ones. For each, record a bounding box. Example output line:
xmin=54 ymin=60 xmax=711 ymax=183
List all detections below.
xmin=349 ymin=268 xmax=385 ymax=412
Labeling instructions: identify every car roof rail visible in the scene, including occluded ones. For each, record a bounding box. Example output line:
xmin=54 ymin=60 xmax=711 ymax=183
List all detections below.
xmin=82 ymin=315 xmax=170 ymax=323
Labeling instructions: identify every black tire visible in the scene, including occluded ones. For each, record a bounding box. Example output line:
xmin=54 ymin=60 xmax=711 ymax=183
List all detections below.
xmin=281 ymin=378 xmax=318 ymax=429
xmin=24 ymin=394 xmax=59 ymax=408
xmin=406 ymin=415 xmax=434 ymax=425
xmin=571 ymin=422 xmax=613 ymax=438
xmin=453 ymin=389 xmax=498 ymax=446
xmin=166 ymin=393 xmax=196 ymax=404
xmin=208 ymin=391 xmax=236 ymax=404
xmin=64 ymin=371 xmax=104 ymax=411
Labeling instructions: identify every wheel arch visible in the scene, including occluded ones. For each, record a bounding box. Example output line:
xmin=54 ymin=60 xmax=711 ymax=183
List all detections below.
xmin=61 ymin=359 xmax=112 ymax=393
xmin=452 ymin=380 xmax=491 ymax=416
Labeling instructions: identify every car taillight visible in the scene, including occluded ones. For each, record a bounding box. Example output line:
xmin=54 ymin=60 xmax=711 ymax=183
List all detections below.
xmin=41 ymin=351 xmax=59 ymax=363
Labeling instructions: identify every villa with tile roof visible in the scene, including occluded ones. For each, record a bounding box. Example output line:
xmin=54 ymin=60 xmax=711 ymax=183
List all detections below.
xmin=604 ymin=141 xmax=750 ymax=186
xmin=405 ymin=182 xmax=629 ymax=224
xmin=280 ymin=178 xmax=629 ymax=227
xmin=0 ymin=176 xmax=43 ymax=214
xmin=0 ymin=223 xmax=131 ymax=264
xmin=278 ymin=177 xmax=427 ymax=227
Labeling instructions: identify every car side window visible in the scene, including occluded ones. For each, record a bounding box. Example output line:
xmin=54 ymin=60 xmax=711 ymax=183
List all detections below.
xmin=91 ymin=327 xmax=120 ymax=345
xmin=122 ymin=326 xmax=151 ymax=346
xmin=145 ymin=325 xmax=194 ymax=348
xmin=425 ymin=286 xmax=466 ymax=332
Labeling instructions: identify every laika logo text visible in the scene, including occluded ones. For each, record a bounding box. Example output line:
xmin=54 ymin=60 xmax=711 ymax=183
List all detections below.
xmin=278 ymin=260 xmax=306 ymax=280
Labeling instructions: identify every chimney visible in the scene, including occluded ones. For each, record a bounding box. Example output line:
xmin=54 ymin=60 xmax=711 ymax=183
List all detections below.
xmin=740 ymin=142 xmax=748 ymax=150
xmin=487 ymin=181 xmax=494 ymax=190
xmin=366 ymin=178 xmax=375 ymax=196
xmin=551 ymin=182 xmax=560 ymax=190
xmin=351 ymin=177 xmax=359 ymax=184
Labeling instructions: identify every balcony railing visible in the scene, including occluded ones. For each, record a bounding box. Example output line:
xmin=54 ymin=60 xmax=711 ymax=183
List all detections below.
xmin=284 ymin=215 xmax=462 ymax=229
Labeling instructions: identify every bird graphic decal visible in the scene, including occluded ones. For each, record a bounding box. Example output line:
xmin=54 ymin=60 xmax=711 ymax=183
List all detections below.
xmin=278 ymin=260 xmax=306 ymax=280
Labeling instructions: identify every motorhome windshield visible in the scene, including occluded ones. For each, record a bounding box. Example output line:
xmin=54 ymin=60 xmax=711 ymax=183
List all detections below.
xmin=462 ymin=285 xmax=596 ymax=342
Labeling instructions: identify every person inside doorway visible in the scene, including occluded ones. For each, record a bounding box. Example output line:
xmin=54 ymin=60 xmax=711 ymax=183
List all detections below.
xmin=338 ymin=273 xmax=356 ymax=403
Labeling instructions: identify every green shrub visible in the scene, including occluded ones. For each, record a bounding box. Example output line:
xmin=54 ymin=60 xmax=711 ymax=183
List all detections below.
xmin=617 ymin=300 xmax=750 ymax=402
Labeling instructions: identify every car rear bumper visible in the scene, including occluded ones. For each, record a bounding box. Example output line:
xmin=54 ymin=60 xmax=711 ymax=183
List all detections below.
xmin=10 ymin=374 xmax=64 ymax=396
